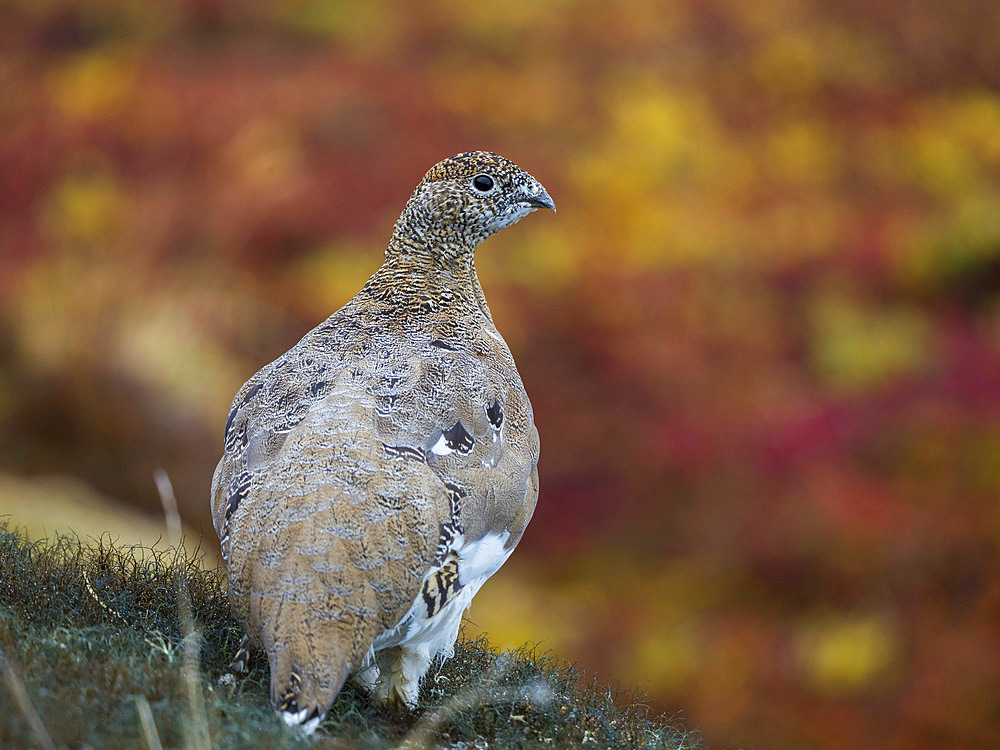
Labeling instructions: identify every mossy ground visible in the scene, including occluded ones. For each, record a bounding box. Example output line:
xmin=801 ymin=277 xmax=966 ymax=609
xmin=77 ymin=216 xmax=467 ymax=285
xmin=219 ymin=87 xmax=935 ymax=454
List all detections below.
xmin=0 ymin=526 xmax=699 ymax=749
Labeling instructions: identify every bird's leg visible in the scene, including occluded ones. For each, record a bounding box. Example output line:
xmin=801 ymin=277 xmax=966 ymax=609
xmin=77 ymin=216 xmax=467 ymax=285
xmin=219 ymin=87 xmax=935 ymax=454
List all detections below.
xmin=383 ymin=645 xmax=432 ymax=708
xmin=229 ymin=634 xmax=253 ymax=673
xmin=350 ymin=648 xmax=381 ymax=695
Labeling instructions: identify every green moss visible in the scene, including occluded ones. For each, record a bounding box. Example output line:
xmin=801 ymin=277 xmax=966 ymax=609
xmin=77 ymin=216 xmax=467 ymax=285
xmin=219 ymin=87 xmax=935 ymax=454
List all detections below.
xmin=0 ymin=527 xmax=699 ymax=749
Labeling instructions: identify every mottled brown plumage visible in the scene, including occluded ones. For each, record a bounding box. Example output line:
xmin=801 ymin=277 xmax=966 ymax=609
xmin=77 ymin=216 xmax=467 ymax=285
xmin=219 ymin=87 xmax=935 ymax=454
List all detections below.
xmin=211 ymin=151 xmax=553 ymax=732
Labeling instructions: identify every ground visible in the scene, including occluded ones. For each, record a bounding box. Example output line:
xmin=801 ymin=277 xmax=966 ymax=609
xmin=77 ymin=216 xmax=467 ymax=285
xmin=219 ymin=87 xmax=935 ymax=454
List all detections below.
xmin=0 ymin=526 xmax=698 ymax=749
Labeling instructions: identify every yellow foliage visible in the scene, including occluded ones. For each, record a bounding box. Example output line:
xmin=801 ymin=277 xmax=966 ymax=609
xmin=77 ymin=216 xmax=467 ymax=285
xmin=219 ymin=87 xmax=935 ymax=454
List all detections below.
xmin=568 ymin=79 xmax=765 ymax=269
xmin=797 ymin=615 xmax=899 ymax=695
xmin=892 ymin=91 xmax=1000 ymax=202
xmin=764 ymin=119 xmax=840 ymax=187
xmin=48 ymin=49 xmax=138 ymax=121
xmin=466 ymin=559 xmax=589 ymax=657
xmin=434 ymin=62 xmax=574 ymax=130
xmin=950 ymin=92 xmax=1000 ymax=166
xmin=753 ymin=32 xmax=821 ymax=96
xmin=602 ymin=81 xmax=725 ymax=190
xmin=809 ymin=293 xmax=932 ymax=391
xmin=483 ymin=222 xmax=585 ymax=288
xmin=628 ymin=625 xmax=703 ymax=693
xmin=275 ymin=0 xmax=402 ymax=50
xmin=287 ymin=243 xmax=380 ymax=319
xmin=906 ymin=125 xmax=981 ymax=199
xmin=895 ymin=189 xmax=1000 ymax=288
xmin=12 ymin=253 xmax=126 ymax=371
xmin=434 ymin=0 xmax=556 ymax=41
xmin=43 ymin=169 xmax=126 ymax=247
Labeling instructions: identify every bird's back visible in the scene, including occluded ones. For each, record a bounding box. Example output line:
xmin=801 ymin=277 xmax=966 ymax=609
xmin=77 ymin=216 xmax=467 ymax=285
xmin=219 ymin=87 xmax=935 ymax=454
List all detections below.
xmin=211 ymin=273 xmax=538 ymax=721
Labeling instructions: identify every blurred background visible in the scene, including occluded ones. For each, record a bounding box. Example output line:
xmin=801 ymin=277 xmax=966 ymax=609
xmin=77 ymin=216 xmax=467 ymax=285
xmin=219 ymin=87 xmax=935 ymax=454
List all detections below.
xmin=2 ymin=1 xmax=999 ymax=747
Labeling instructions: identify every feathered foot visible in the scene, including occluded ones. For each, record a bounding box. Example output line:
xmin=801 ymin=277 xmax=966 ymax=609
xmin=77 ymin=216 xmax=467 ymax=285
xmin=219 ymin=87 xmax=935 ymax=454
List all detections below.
xmin=229 ymin=634 xmax=253 ymax=673
xmin=366 ymin=645 xmax=431 ymax=708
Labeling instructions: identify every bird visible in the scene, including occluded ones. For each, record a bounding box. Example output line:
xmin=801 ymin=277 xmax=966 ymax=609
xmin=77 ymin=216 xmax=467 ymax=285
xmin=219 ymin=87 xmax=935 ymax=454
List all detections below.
xmin=210 ymin=151 xmax=554 ymax=733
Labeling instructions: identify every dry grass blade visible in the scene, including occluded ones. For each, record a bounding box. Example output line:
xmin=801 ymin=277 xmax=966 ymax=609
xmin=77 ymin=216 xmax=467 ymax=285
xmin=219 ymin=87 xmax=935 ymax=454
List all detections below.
xmin=154 ymin=469 xmax=186 ymax=556
xmin=155 ymin=468 xmax=212 ymax=750
xmin=0 ymin=649 xmax=56 ymax=750
xmin=135 ymin=694 xmax=165 ymax=750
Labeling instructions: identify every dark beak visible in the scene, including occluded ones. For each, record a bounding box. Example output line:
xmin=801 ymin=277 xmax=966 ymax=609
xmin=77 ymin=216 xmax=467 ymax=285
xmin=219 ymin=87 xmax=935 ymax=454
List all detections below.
xmin=524 ymin=190 xmax=556 ymax=212
xmin=520 ymin=178 xmax=556 ymax=213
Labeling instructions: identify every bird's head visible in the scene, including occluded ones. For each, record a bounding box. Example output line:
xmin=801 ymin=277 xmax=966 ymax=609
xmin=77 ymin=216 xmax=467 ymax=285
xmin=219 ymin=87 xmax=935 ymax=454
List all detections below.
xmin=391 ymin=151 xmax=555 ymax=257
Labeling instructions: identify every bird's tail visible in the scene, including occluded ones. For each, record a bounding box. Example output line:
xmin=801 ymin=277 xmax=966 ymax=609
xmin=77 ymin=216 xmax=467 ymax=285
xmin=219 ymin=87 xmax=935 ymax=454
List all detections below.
xmin=241 ymin=465 xmax=420 ymax=733
xmin=253 ymin=551 xmax=383 ymax=733
xmin=267 ymin=624 xmax=350 ymax=734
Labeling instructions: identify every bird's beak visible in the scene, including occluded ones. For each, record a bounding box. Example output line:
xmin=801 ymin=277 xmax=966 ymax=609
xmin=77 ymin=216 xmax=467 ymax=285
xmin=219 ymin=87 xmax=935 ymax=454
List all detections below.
xmin=519 ymin=178 xmax=556 ymax=213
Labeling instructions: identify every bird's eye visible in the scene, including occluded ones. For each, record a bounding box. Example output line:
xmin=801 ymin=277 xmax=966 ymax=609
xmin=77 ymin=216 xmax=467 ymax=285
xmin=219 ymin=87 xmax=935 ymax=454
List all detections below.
xmin=472 ymin=174 xmax=494 ymax=192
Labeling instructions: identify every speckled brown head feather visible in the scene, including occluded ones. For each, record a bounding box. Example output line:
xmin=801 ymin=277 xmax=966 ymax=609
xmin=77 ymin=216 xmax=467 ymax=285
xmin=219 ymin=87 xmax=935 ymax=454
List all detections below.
xmin=211 ymin=151 xmax=553 ymax=733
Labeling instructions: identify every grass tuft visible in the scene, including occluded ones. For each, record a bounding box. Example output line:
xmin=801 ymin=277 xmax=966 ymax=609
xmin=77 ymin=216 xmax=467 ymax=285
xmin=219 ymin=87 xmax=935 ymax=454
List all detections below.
xmin=0 ymin=525 xmax=699 ymax=748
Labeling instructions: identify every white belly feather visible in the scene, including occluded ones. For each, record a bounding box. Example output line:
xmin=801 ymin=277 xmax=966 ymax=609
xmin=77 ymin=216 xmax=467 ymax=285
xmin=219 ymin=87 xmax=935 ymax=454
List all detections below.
xmin=356 ymin=530 xmax=513 ymax=692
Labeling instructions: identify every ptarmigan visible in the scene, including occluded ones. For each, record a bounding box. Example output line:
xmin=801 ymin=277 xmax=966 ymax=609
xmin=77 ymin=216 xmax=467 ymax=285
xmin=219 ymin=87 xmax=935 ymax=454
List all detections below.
xmin=211 ymin=151 xmax=554 ymax=733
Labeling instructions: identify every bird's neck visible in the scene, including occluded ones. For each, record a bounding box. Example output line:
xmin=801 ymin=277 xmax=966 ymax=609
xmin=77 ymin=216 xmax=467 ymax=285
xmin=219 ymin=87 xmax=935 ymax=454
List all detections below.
xmin=363 ymin=234 xmax=495 ymax=325
xmin=384 ymin=230 xmax=477 ymax=269
xmin=386 ymin=196 xmax=487 ymax=267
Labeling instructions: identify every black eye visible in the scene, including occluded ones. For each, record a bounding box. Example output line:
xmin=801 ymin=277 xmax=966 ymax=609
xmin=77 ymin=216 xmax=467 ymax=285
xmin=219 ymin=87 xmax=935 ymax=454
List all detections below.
xmin=472 ymin=174 xmax=494 ymax=192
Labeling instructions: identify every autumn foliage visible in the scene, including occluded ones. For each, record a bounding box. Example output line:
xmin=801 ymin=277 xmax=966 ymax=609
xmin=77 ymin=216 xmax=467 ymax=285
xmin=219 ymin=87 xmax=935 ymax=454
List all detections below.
xmin=2 ymin=2 xmax=999 ymax=748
